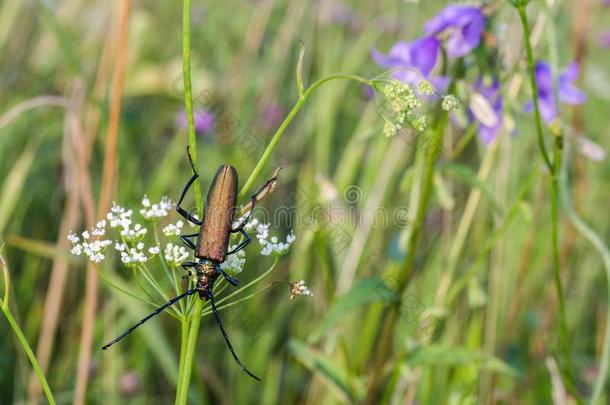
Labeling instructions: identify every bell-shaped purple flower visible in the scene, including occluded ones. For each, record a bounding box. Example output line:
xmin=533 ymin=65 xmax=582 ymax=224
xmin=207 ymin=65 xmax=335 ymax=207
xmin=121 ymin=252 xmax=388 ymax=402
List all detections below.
xmin=424 ymin=5 xmax=485 ymax=59
xmin=372 ymin=36 xmax=447 ymax=89
xmin=525 ymin=62 xmax=586 ymax=123
xmin=470 ymin=78 xmax=503 ymax=144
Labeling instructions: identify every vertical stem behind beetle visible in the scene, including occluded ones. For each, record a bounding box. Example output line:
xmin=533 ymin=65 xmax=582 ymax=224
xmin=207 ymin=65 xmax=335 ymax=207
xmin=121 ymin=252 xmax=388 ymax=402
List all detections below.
xmin=175 ymin=0 xmax=204 ymax=403
xmin=517 ymin=4 xmax=575 ymax=389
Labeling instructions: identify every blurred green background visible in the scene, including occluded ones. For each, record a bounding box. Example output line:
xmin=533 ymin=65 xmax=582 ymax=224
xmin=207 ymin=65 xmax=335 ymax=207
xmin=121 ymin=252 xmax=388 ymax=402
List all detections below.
xmin=1 ymin=0 xmax=610 ymax=404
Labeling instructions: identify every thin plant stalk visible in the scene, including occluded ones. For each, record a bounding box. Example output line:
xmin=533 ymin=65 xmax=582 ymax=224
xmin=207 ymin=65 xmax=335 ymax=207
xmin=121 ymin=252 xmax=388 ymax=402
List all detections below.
xmin=238 ymin=73 xmax=370 ymax=199
xmin=517 ymin=3 xmax=574 ymax=385
xmin=1 ymin=255 xmax=56 ymax=405
xmin=175 ymin=0 xmax=204 ymax=402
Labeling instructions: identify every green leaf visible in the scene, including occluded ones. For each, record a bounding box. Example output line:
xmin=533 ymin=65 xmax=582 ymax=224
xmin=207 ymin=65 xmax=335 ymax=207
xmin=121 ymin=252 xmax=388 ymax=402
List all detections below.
xmin=308 ymin=277 xmax=397 ymax=343
xmin=405 ymin=344 xmax=518 ymax=377
xmin=290 ymin=339 xmax=365 ymax=402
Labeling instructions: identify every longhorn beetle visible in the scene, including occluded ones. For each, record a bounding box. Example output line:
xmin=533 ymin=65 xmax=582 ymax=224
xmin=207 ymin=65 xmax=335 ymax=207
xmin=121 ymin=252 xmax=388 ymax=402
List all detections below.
xmin=102 ymin=147 xmax=280 ymax=381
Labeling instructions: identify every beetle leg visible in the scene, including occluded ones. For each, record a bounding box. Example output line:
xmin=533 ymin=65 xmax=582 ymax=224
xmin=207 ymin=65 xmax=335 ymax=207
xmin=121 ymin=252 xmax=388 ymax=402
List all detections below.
xmin=227 ymin=228 xmax=251 ymax=255
xmin=176 ymin=147 xmax=203 ymax=225
xmin=216 ymin=267 xmax=239 ymax=286
xmin=207 ymin=290 xmax=261 ymax=382
xmin=102 ymin=289 xmax=197 ymax=350
xmin=179 ymin=233 xmax=199 ymax=251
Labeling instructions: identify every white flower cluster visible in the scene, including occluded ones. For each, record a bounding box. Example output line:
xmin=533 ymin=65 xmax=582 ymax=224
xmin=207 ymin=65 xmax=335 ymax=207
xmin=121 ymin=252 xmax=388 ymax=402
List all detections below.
xmin=115 ymin=242 xmax=147 ymax=267
xmin=107 ymin=203 xmax=147 ymax=241
xmin=140 ymin=195 xmax=173 ymax=220
xmin=235 ymin=215 xmax=296 ymax=257
xmin=162 ymin=220 xmax=184 ymax=236
xmin=290 ymin=280 xmax=314 ymax=300
xmin=164 ymin=243 xmax=189 ymax=266
xmin=68 ymin=229 xmax=112 ymax=263
xmin=220 ymin=247 xmax=246 ymax=274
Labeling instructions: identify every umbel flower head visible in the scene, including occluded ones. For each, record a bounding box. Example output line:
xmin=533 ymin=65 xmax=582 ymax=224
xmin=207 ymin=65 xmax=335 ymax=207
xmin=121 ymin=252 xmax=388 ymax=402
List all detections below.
xmin=373 ymin=79 xmax=460 ymax=137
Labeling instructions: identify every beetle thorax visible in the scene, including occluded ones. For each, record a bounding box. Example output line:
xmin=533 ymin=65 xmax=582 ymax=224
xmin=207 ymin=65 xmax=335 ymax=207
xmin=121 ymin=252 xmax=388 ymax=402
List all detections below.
xmin=195 ymin=260 xmax=219 ymax=300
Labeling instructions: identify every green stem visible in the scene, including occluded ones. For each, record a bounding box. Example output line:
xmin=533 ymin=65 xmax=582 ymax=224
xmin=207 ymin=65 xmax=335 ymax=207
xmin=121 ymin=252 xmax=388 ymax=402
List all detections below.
xmin=238 ymin=74 xmax=370 ymax=199
xmin=517 ymin=6 xmax=552 ymax=170
xmin=175 ymin=1 xmax=204 ymax=402
xmin=182 ymin=0 xmax=202 ymax=214
xmin=2 ymin=308 xmax=56 ymax=405
xmin=517 ymin=3 xmax=574 ymax=386
xmin=175 ymin=299 xmax=203 ymax=405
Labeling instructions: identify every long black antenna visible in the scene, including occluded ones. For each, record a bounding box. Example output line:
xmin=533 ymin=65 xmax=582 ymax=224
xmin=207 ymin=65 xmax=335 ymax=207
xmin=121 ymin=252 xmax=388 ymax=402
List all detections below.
xmin=102 ymin=289 xmax=197 ymax=350
xmin=209 ymin=292 xmax=261 ymax=381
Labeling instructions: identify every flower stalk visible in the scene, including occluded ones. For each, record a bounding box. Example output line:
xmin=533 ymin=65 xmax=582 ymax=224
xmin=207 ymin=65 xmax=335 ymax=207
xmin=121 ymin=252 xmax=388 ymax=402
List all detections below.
xmin=516 ymin=2 xmax=576 ymax=395
xmin=175 ymin=0 xmax=204 ymax=402
xmin=1 ymin=254 xmax=57 ymax=405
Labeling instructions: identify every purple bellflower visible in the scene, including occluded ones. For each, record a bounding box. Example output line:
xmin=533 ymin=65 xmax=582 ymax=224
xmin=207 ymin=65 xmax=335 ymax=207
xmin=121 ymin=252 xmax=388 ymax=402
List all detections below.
xmin=525 ymin=62 xmax=586 ymax=123
xmin=372 ymin=36 xmax=448 ymax=89
xmin=424 ymin=5 xmax=485 ymax=59
xmin=470 ymin=78 xmax=504 ymax=144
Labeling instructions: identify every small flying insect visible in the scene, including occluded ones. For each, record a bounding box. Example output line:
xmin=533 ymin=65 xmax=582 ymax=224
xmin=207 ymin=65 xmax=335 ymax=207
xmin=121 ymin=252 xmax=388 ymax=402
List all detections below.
xmin=102 ymin=147 xmax=280 ymax=381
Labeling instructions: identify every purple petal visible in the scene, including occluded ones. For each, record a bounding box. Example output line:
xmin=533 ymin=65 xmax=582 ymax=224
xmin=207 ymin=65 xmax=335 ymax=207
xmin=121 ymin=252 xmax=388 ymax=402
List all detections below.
xmin=558 ymin=62 xmax=586 ymax=105
xmin=424 ymin=5 xmax=475 ymax=35
xmin=524 ymin=96 xmax=558 ymax=123
xmin=409 ymin=36 xmax=440 ymax=76
xmin=393 ymin=70 xmax=421 ymax=86
xmin=478 ymin=120 xmax=502 ymax=145
xmin=371 ymin=41 xmax=411 ymax=68
xmin=424 ymin=5 xmax=485 ymax=58
xmin=534 ymin=62 xmax=553 ymax=96
xmin=430 ymin=76 xmax=450 ymax=93
xmin=560 ymin=61 xmax=579 ymax=82
xmin=538 ymin=95 xmax=559 ymax=123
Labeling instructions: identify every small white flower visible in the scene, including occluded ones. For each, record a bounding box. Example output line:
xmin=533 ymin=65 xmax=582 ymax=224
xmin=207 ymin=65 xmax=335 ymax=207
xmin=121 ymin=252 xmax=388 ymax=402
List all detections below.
xmin=290 ymin=280 xmax=313 ymax=299
xmin=258 ymin=229 xmax=296 ymax=257
xmin=115 ymin=242 xmax=126 ymax=251
xmin=162 ymin=220 xmax=184 ymax=236
xmin=164 ymin=243 xmax=189 ymax=265
xmin=220 ymin=247 xmax=246 ymax=274
xmin=148 ymin=246 xmax=160 ymax=255
xmin=107 ymin=203 xmax=133 ymax=229
xmin=67 ymin=232 xmax=79 ymax=244
xmin=120 ymin=222 xmax=147 ymax=242
xmin=120 ymin=245 xmax=148 ymax=267
xmin=69 ymin=231 xmax=112 ymax=263
xmin=140 ymin=196 xmax=173 ymax=220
